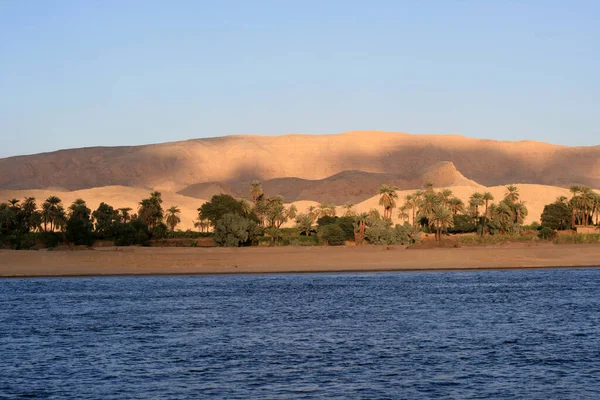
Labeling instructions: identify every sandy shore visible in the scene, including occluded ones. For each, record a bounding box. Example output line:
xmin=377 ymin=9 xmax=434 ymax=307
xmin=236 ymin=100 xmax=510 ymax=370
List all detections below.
xmin=1 ymin=243 xmax=599 ymax=277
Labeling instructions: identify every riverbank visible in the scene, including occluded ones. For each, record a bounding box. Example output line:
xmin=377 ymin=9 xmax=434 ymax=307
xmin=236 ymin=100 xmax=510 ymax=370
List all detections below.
xmin=1 ymin=243 xmax=599 ymax=277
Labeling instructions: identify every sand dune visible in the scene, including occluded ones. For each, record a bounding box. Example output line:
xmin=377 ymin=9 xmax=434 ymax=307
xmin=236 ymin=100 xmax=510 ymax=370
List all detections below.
xmin=1 ymin=131 xmax=599 ymax=191
xmin=177 ymin=161 xmax=479 ymax=204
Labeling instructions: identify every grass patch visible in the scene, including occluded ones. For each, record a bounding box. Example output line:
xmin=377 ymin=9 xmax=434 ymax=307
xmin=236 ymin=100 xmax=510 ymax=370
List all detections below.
xmin=454 ymin=234 xmax=540 ymax=245
xmin=552 ymin=234 xmax=600 ymax=244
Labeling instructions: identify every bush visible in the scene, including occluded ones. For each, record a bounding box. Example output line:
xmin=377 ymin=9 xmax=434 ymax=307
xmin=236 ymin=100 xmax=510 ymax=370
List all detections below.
xmin=150 ymin=223 xmax=168 ymax=239
xmin=336 ymin=216 xmax=356 ymax=241
xmin=316 ymin=216 xmax=338 ymax=227
xmin=114 ymin=219 xmax=150 ymax=246
xmin=538 ymin=227 xmax=557 ymax=240
xmin=319 ymin=224 xmax=346 ymax=246
xmin=365 ymin=221 xmax=419 ymax=245
xmin=66 ymin=216 xmax=95 ymax=246
xmin=365 ymin=220 xmax=394 ymax=245
xmin=214 ymin=213 xmax=257 ymax=247
xmin=448 ymin=215 xmax=477 ymax=234
xmin=541 ymin=202 xmax=572 ymax=231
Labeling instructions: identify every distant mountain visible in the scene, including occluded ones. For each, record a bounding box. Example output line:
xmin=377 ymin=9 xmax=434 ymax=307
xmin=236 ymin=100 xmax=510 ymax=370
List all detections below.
xmin=178 ymin=162 xmax=480 ymax=204
xmin=1 ymin=131 xmax=599 ymax=192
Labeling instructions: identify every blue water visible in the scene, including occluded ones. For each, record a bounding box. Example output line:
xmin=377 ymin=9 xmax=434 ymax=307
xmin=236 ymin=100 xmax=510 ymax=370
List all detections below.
xmin=1 ymin=269 xmax=600 ymax=399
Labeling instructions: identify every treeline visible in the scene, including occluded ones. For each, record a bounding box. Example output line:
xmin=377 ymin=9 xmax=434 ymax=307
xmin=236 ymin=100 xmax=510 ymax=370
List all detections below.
xmin=196 ymin=181 xmax=420 ymax=247
xmin=1 ymin=181 xmax=598 ymax=249
xmin=0 ymin=192 xmax=205 ymax=249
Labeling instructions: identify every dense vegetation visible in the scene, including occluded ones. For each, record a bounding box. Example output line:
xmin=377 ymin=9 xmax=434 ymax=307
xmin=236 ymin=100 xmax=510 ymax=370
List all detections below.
xmin=1 ymin=181 xmax=598 ymax=249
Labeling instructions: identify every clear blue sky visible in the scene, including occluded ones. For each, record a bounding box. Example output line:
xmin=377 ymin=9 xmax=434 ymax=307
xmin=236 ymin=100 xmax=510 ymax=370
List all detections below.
xmin=1 ymin=1 xmax=598 ymax=157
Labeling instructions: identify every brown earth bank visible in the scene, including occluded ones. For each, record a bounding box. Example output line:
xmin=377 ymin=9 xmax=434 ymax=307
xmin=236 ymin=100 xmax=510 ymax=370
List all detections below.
xmin=1 ymin=244 xmax=599 ymax=277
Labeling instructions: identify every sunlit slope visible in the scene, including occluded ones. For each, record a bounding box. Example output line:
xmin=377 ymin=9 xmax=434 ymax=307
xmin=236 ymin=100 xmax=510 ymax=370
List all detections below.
xmin=1 ymin=131 xmax=599 ymax=191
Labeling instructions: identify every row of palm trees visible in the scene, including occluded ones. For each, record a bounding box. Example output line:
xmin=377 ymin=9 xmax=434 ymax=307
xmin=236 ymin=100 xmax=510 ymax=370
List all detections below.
xmin=563 ymin=185 xmax=600 ymax=227
xmin=0 ymin=193 xmax=184 ymax=235
xmin=372 ymin=183 xmax=530 ymax=239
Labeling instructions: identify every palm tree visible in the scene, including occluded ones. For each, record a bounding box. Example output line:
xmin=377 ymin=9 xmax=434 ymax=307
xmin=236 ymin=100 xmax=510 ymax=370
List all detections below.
xmin=286 ymin=204 xmax=298 ymax=220
xmin=166 ymin=206 xmax=181 ymax=231
xmin=295 ymin=214 xmax=313 ymax=236
xmin=249 ymin=180 xmax=263 ymax=206
xmin=403 ymin=194 xmax=418 ymax=226
xmin=556 ymin=195 xmax=568 ymax=204
xmin=481 ymin=192 xmax=494 ymax=235
xmin=342 ymin=202 xmax=356 ymax=217
xmin=317 ymin=203 xmax=336 ymax=218
xmin=139 ymin=191 xmax=164 ymax=229
xmin=43 ymin=196 xmax=63 ymax=231
xmin=239 ymin=199 xmax=254 ymax=216
xmin=493 ymin=202 xmax=514 ymax=234
xmin=397 ymin=205 xmax=409 ymax=223
xmin=419 ymin=191 xmax=442 ymax=227
xmin=307 ymin=205 xmax=318 ymax=222
xmin=440 ymin=189 xmax=453 ymax=205
xmin=354 ymin=212 xmax=369 ymax=244
xmin=8 ymin=198 xmax=20 ymax=210
xmin=118 ymin=207 xmax=132 ymax=223
xmin=580 ymin=187 xmax=595 ymax=226
xmin=505 ymin=185 xmax=520 ymax=202
xmin=447 ymin=197 xmax=465 ymax=216
xmin=469 ymin=192 xmax=484 ymax=222
xmin=52 ymin=205 xmax=67 ymax=232
xmin=378 ymin=184 xmax=399 ymax=221
xmin=429 ymin=205 xmax=454 ymax=241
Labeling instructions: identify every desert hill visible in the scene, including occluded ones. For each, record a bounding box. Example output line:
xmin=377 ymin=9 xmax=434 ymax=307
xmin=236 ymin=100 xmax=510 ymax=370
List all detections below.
xmin=1 ymin=131 xmax=599 ymax=192
xmin=178 ymin=161 xmax=480 ymax=204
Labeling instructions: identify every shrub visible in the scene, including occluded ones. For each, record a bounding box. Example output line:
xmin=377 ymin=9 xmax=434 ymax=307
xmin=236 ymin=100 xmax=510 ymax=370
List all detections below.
xmin=448 ymin=215 xmax=477 ymax=234
xmin=365 ymin=220 xmax=394 ymax=245
xmin=214 ymin=213 xmax=257 ymax=247
xmin=319 ymin=224 xmax=346 ymax=246
xmin=114 ymin=219 xmax=150 ymax=246
xmin=316 ymin=216 xmax=338 ymax=227
xmin=336 ymin=216 xmax=356 ymax=241
xmin=150 ymin=222 xmax=169 ymax=239
xmin=538 ymin=227 xmax=557 ymax=240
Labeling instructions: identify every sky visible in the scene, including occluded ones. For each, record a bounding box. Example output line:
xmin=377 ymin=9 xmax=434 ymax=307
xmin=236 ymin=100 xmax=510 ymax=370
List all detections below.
xmin=1 ymin=1 xmax=598 ymax=157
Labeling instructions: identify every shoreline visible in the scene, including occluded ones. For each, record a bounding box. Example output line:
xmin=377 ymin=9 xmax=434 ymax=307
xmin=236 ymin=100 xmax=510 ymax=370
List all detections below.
xmin=1 ymin=243 xmax=600 ymax=278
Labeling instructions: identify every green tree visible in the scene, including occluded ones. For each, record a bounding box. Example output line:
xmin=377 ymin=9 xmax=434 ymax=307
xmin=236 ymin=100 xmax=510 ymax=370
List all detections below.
xmin=200 ymin=194 xmax=255 ymax=226
xmin=66 ymin=199 xmax=94 ymax=246
xmin=429 ymin=205 xmax=454 ymax=241
xmin=93 ymin=202 xmax=119 ymax=238
xmin=319 ymin=224 xmax=346 ymax=246
xmin=138 ymin=191 xmax=164 ymax=229
xmin=541 ymin=201 xmax=572 ymax=231
xmin=213 ymin=213 xmax=257 ymax=247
